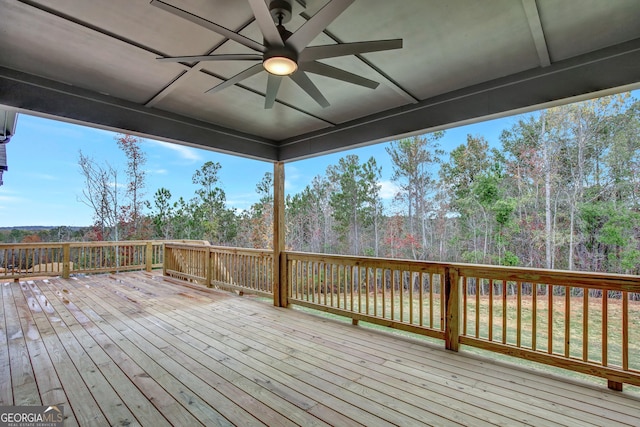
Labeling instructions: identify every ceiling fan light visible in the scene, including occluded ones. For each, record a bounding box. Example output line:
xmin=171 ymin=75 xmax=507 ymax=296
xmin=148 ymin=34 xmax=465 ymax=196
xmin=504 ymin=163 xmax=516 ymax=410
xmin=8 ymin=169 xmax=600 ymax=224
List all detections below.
xmin=263 ymin=56 xmax=298 ymax=76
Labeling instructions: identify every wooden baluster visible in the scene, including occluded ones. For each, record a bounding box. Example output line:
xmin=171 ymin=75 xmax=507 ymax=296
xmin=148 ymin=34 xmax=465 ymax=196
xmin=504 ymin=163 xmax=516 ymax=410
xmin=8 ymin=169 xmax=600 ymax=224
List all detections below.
xmin=583 ymin=289 xmax=589 ymax=361
xmin=206 ymin=248 xmax=212 ymax=288
xmin=489 ymin=278 xmax=494 ymax=341
xmin=462 ymin=276 xmax=468 ymax=336
xmin=564 ymin=287 xmax=570 ymax=358
xmin=517 ymin=281 xmax=522 ymax=348
xmin=503 ymin=280 xmax=508 ymax=345
xmin=430 ymin=273 xmax=435 ymax=329
xmin=475 ymin=278 xmax=480 ymax=338
xmin=532 ymin=283 xmax=537 ymax=351
xmin=419 ymin=272 xmax=424 ymax=327
xmin=622 ymin=291 xmax=629 ymax=372
xmin=602 ymin=290 xmax=608 ymax=366
xmin=409 ymin=271 xmax=414 ymax=324
xmin=548 ymin=284 xmax=553 ymax=353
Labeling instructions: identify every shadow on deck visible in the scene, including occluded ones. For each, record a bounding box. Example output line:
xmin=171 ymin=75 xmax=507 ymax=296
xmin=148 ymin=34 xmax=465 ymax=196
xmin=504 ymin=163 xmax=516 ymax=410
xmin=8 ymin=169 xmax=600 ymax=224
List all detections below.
xmin=2 ymin=271 xmax=639 ymax=426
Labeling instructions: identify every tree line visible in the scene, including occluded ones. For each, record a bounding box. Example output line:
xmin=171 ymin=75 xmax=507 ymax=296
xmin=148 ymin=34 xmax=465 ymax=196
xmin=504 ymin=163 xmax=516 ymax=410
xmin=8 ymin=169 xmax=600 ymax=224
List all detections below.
xmin=285 ymin=93 xmax=640 ymax=275
xmin=4 ymin=93 xmax=638 ymax=275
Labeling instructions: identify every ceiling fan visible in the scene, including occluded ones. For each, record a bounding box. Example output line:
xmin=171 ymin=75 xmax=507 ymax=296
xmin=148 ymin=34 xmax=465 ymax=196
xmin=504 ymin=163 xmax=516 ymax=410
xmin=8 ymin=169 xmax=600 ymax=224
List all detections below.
xmin=151 ymin=0 xmax=402 ymax=108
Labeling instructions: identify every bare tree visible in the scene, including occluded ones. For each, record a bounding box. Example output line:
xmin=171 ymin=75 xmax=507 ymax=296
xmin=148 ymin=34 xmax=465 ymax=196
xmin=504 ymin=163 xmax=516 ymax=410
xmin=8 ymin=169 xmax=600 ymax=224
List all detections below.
xmin=78 ymin=151 xmax=120 ymax=240
xmin=116 ymin=134 xmax=148 ymax=239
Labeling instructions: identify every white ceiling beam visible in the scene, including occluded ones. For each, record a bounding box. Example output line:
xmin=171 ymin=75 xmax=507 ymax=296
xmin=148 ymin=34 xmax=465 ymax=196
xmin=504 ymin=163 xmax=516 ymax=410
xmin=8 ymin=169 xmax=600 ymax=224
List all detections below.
xmin=522 ymin=0 xmax=551 ymax=67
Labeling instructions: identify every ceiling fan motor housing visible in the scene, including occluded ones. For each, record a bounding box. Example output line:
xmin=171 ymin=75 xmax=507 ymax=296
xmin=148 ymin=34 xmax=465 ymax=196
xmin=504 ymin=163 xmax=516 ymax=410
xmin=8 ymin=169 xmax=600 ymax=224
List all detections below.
xmin=263 ymin=46 xmax=298 ymax=62
xmin=269 ymin=0 xmax=293 ymax=24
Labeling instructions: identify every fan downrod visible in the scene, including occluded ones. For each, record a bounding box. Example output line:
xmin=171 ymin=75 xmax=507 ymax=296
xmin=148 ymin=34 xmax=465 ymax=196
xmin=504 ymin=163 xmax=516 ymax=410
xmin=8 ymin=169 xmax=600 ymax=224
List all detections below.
xmin=269 ymin=0 xmax=293 ymax=24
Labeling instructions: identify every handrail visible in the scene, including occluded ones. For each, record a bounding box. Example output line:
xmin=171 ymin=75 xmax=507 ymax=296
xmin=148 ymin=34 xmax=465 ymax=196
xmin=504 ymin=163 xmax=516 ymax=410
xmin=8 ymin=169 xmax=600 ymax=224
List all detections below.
xmin=0 ymin=240 xmax=203 ymax=279
xmin=163 ymin=243 xmax=273 ymax=297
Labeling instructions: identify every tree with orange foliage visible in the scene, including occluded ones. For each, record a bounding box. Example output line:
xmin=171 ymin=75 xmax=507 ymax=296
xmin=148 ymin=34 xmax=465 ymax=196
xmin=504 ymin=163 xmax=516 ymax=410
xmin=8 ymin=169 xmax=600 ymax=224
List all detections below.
xmin=21 ymin=234 xmax=42 ymax=243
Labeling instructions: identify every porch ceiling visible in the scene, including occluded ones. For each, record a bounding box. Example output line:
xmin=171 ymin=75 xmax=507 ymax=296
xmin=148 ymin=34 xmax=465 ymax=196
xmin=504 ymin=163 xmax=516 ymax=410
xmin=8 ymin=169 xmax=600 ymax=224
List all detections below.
xmin=1 ymin=0 xmax=639 ymax=162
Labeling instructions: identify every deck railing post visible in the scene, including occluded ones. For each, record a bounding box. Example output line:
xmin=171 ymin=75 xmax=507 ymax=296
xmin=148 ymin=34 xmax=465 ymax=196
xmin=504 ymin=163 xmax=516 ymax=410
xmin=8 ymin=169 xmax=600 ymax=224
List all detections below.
xmin=62 ymin=243 xmax=70 ymax=279
xmin=444 ymin=266 xmax=460 ymax=351
xmin=146 ymin=241 xmax=153 ymax=272
xmin=608 ymin=380 xmax=623 ymax=391
xmin=162 ymin=244 xmax=167 ymax=277
xmin=279 ymin=252 xmax=288 ymax=307
xmin=206 ymin=248 xmax=213 ymax=288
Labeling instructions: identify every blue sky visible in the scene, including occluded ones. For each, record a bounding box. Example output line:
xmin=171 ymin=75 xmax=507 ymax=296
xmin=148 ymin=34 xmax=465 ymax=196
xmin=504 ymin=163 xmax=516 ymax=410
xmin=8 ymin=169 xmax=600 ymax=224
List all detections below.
xmin=0 ymin=112 xmax=517 ymax=227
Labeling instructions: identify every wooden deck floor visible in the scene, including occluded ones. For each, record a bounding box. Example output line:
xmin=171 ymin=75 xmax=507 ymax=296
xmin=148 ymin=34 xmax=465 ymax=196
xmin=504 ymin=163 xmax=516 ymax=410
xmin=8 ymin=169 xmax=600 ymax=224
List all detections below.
xmin=2 ymin=272 xmax=639 ymax=426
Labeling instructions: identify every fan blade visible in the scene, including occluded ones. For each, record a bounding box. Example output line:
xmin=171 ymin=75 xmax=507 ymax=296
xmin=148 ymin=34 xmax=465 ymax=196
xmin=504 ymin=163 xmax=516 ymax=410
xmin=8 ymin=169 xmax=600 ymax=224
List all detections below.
xmin=301 ymin=61 xmax=379 ymax=89
xmin=158 ymin=54 xmax=262 ymax=63
xmin=151 ymin=0 xmax=265 ymax=52
xmin=289 ymin=71 xmax=330 ymax=108
xmin=287 ymin=0 xmax=355 ymax=53
xmin=265 ymin=74 xmax=283 ymax=109
xmin=300 ymin=39 xmax=403 ymax=61
xmin=248 ymin=0 xmax=284 ymax=47
xmin=205 ymin=64 xmax=264 ymax=94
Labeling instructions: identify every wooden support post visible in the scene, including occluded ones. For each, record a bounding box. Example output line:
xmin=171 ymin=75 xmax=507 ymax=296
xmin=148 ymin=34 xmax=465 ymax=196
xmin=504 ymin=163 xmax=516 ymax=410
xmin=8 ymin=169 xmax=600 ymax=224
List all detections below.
xmin=608 ymin=380 xmax=623 ymax=391
xmin=273 ymin=162 xmax=287 ymax=307
xmin=444 ymin=266 xmax=460 ymax=351
xmin=352 ymin=319 xmax=359 ymax=326
xmin=146 ymin=241 xmax=153 ymax=272
xmin=62 ymin=243 xmax=70 ymax=279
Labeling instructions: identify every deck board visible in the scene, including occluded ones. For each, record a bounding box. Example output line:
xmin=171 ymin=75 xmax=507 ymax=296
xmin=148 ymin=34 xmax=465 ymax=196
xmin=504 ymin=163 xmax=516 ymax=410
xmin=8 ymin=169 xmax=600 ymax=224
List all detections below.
xmin=11 ymin=282 xmax=76 ymax=426
xmin=5 ymin=281 xmax=41 ymax=406
xmin=1 ymin=282 xmax=15 ymax=406
xmin=2 ymin=271 xmax=639 ymax=426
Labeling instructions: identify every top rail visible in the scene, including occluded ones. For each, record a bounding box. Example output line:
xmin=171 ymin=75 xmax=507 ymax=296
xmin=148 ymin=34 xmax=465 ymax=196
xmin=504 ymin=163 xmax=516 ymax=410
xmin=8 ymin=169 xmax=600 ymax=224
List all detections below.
xmin=0 ymin=240 xmax=205 ymax=279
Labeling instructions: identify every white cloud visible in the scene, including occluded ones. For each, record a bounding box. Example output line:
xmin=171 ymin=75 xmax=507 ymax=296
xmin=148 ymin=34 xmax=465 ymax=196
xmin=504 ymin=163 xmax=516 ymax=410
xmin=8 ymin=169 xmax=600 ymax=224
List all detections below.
xmin=0 ymin=194 xmax=25 ymax=204
xmin=378 ymin=180 xmax=400 ymax=200
xmin=226 ymin=192 xmax=259 ymax=211
xmin=284 ymin=165 xmax=304 ymax=192
xmin=27 ymin=172 xmax=57 ymax=181
xmin=145 ymin=140 xmax=202 ymax=162
xmin=149 ymin=168 xmax=168 ymax=175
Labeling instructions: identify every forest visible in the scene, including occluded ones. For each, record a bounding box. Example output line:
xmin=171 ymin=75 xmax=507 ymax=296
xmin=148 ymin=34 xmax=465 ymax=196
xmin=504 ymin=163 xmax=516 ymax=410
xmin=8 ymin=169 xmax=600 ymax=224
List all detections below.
xmin=2 ymin=93 xmax=639 ymax=275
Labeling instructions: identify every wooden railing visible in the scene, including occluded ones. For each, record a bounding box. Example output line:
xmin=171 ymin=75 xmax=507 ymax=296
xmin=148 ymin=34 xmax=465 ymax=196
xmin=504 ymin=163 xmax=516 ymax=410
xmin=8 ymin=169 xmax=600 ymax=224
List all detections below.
xmin=6 ymin=240 xmax=637 ymax=390
xmin=150 ymin=244 xmax=640 ymax=390
xmin=456 ymin=264 xmax=640 ymax=390
xmin=285 ymin=252 xmax=447 ymax=340
xmin=0 ymin=240 xmax=203 ymax=279
xmin=162 ymin=245 xmax=640 ymax=390
xmin=280 ymin=253 xmax=640 ymax=390
xmin=164 ymin=243 xmax=273 ymax=297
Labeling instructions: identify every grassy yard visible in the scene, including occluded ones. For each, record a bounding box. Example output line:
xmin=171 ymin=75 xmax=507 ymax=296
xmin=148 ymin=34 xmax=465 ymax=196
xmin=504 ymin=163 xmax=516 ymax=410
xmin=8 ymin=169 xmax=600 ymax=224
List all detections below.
xmin=464 ymin=295 xmax=640 ymax=369
xmin=286 ymin=296 xmax=640 ymax=395
xmin=287 ymin=289 xmax=640 ymax=375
